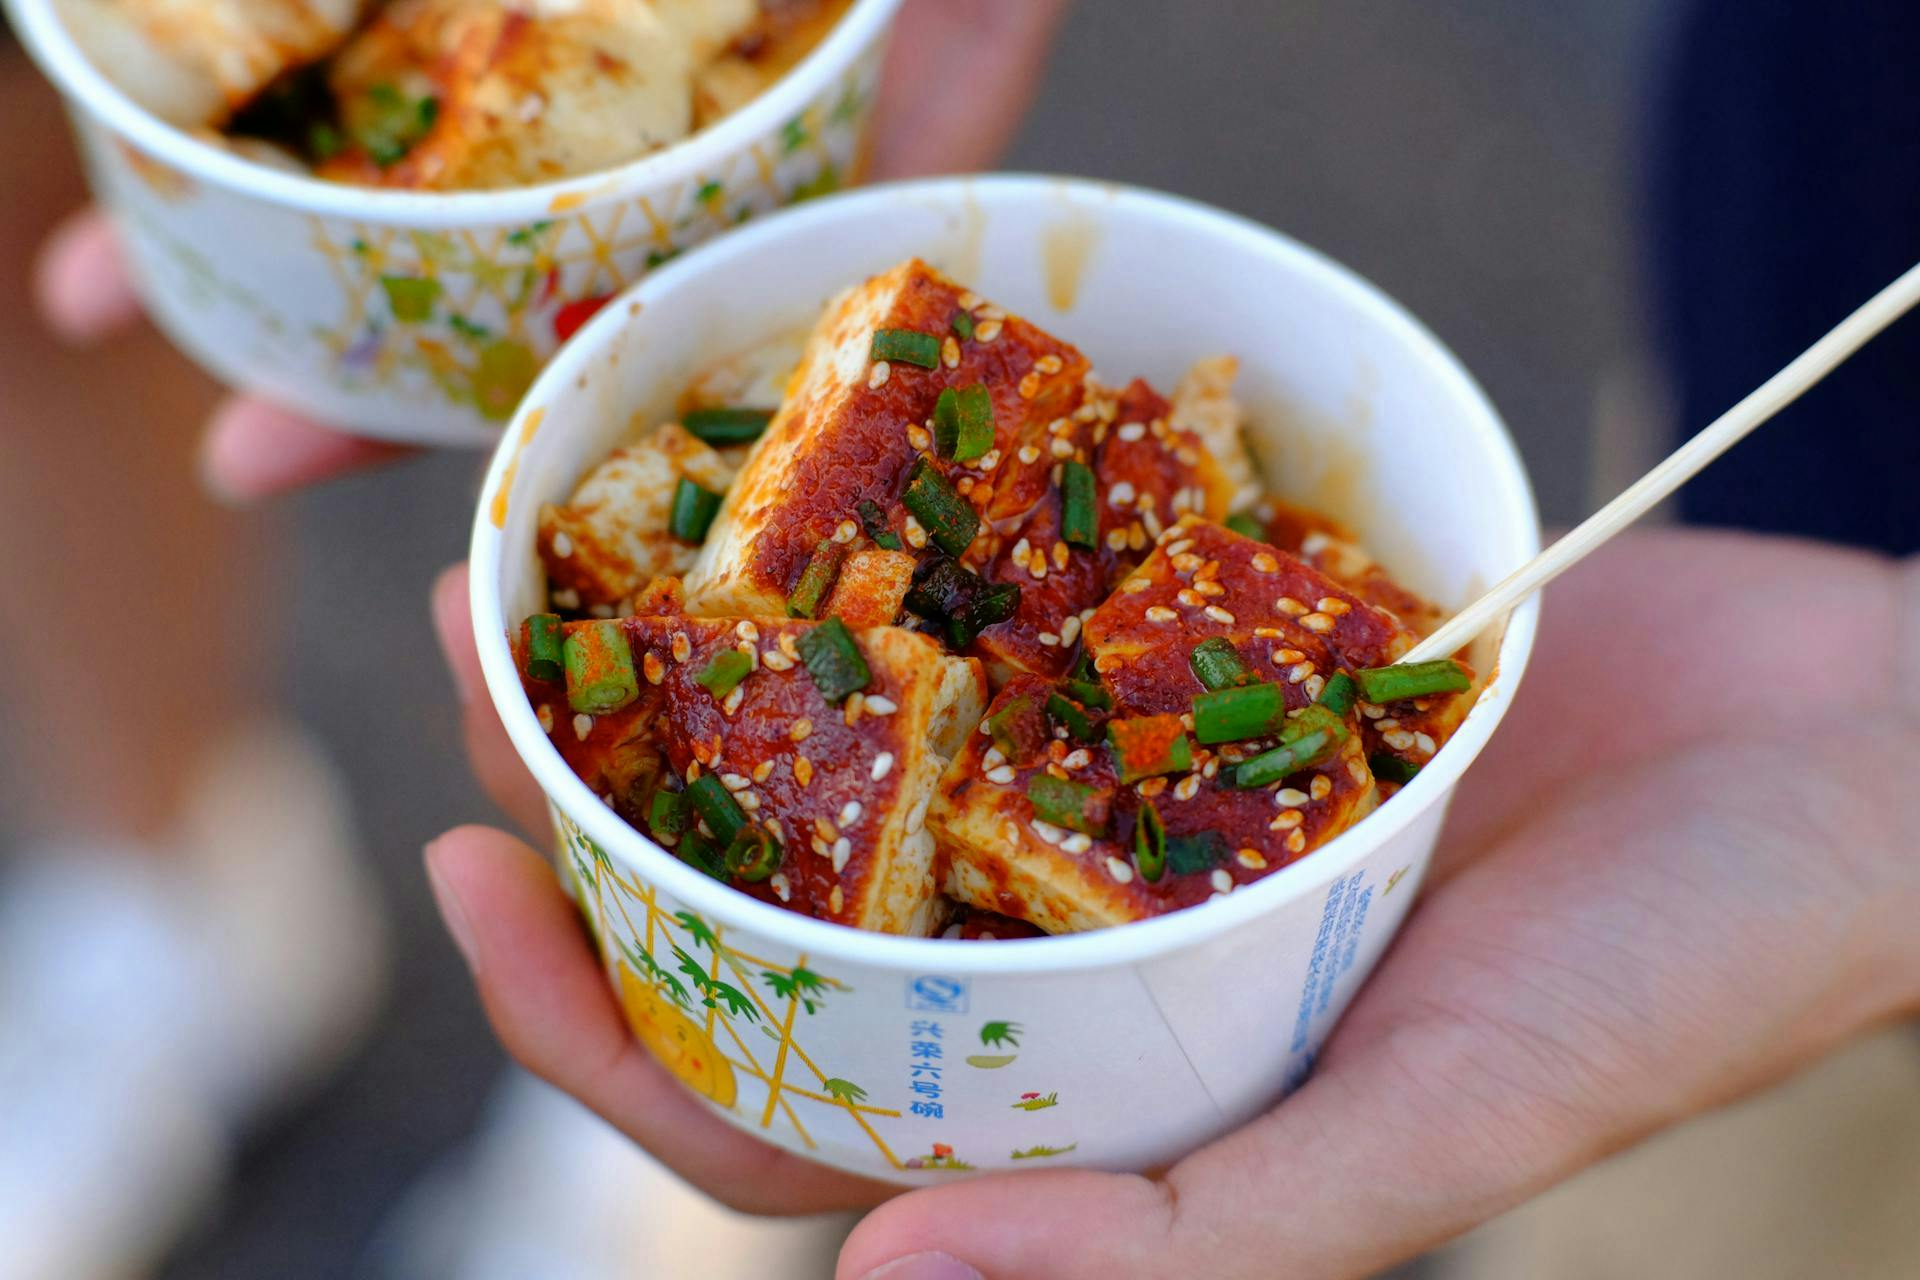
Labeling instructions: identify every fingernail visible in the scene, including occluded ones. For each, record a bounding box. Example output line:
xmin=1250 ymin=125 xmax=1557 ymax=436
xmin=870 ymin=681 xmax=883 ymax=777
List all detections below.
xmin=425 ymin=840 xmax=479 ymax=971
xmin=861 ymin=1254 xmax=984 ymax=1280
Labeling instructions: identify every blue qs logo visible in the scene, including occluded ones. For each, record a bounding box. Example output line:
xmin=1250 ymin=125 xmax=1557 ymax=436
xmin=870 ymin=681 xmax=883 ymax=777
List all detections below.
xmin=906 ymin=975 xmax=969 ymax=1014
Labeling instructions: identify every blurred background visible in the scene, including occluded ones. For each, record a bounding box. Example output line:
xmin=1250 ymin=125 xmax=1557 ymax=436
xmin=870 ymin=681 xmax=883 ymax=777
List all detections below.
xmin=2 ymin=2 xmax=1914 ymax=1278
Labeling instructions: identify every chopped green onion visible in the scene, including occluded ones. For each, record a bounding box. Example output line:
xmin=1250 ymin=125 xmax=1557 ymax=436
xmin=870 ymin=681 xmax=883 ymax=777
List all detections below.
xmin=1192 ymin=682 xmax=1289 ymax=744
xmin=951 ymin=310 xmax=974 ymax=341
xmin=932 ymin=388 xmax=961 ymax=458
xmin=1061 ymin=461 xmax=1098 ymax=549
xmin=797 ymin=617 xmax=870 ymax=704
xmin=682 ymin=407 xmax=774 ymax=445
xmin=1369 ymin=753 xmax=1423 ymax=785
xmin=951 ymin=582 xmax=1020 ymax=647
xmin=724 ymin=826 xmax=782 ymax=882
xmin=1232 ymin=705 xmax=1349 ymax=788
xmin=524 ymin=613 xmax=564 ymax=682
xmin=1225 ymin=513 xmax=1268 ymax=541
xmin=562 ymin=621 xmax=639 ymax=715
xmin=1027 ymin=773 xmax=1108 ymax=836
xmin=984 ymin=695 xmax=1049 ymax=764
xmin=1045 ymin=691 xmax=1099 ymax=742
xmin=1106 ymin=714 xmax=1194 ymax=784
xmin=695 ymin=649 xmax=752 ymax=699
xmin=669 ymin=477 xmax=722 ymax=542
xmin=1134 ymin=800 xmax=1167 ymax=882
xmin=1189 ymin=638 xmax=1252 ymax=691
xmin=686 ymin=773 xmax=746 ymax=846
xmin=955 ymin=386 xmax=996 ymax=461
xmin=857 ymin=499 xmax=902 ymax=550
xmin=870 ymin=328 xmax=940 ymax=369
xmin=1166 ymin=832 xmax=1227 ymax=876
xmin=648 ymin=788 xmax=691 ymax=840
xmin=787 ymin=539 xmax=846 ymax=619
xmin=905 ymin=555 xmax=1017 ymax=646
xmin=901 ymin=459 xmax=980 ymax=557
xmin=1354 ymin=659 xmax=1472 ymax=704
xmin=1063 ymin=676 xmax=1112 ymax=711
xmin=677 ymin=831 xmax=728 ymax=880
xmin=1318 ymin=671 xmax=1358 ymax=718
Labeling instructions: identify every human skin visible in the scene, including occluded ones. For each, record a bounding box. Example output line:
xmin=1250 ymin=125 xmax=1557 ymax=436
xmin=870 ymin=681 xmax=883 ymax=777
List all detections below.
xmin=32 ymin=0 xmax=1078 ymax=501
xmin=424 ymin=528 xmax=1920 ymax=1278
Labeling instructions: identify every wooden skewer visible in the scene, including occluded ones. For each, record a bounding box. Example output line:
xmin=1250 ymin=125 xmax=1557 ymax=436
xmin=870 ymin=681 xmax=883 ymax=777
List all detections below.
xmin=1401 ymin=260 xmax=1920 ymax=666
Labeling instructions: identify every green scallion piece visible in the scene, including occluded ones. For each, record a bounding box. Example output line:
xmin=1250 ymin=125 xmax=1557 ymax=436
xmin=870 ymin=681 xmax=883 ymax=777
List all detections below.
xmin=1370 ymin=753 xmax=1423 ymax=785
xmin=951 ymin=310 xmax=974 ymax=341
xmin=797 ymin=617 xmax=870 ymax=704
xmin=1061 ymin=460 xmax=1098 ymax=550
xmin=723 ymin=826 xmax=782 ymax=883
xmin=677 ymin=831 xmax=728 ymax=880
xmin=787 ymin=539 xmax=847 ymax=619
xmin=1232 ymin=705 xmax=1349 ymax=788
xmin=932 ymin=388 xmax=961 ymax=458
xmin=1225 ymin=513 xmax=1268 ymax=541
xmin=953 ymin=385 xmax=995 ymax=461
xmin=1027 ymin=773 xmax=1108 ymax=836
xmin=950 ymin=582 xmax=1020 ymax=647
xmin=647 ymin=788 xmax=691 ymax=840
xmin=1192 ymin=682 xmax=1290 ymax=744
xmin=686 ymin=773 xmax=746 ymax=846
xmin=1063 ymin=676 xmax=1112 ymax=711
xmin=1354 ymin=659 xmax=1472 ymax=704
xmin=871 ymin=328 xmax=940 ymax=369
xmin=901 ymin=458 xmax=980 ymax=557
xmin=1166 ymin=832 xmax=1226 ymax=876
xmin=1106 ymin=714 xmax=1194 ymax=784
xmin=524 ymin=613 xmax=564 ymax=682
xmin=682 ymin=407 xmax=774 ymax=445
xmin=669 ymin=477 xmax=723 ymax=542
xmin=695 ymin=649 xmax=752 ymax=699
xmin=1045 ymin=691 xmax=1099 ymax=742
xmin=857 ymin=499 xmax=903 ymax=550
xmin=1318 ymin=671 xmax=1358 ymax=718
xmin=1188 ymin=637 xmax=1252 ymax=691
xmin=1134 ymin=800 xmax=1167 ymax=882
xmin=562 ymin=621 xmax=639 ymax=715
xmin=984 ymin=695 xmax=1048 ymax=764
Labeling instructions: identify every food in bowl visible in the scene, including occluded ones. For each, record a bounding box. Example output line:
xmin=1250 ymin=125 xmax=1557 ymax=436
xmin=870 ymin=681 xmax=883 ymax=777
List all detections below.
xmin=56 ymin=0 xmax=852 ymax=188
xmin=512 ymin=259 xmax=1480 ymax=937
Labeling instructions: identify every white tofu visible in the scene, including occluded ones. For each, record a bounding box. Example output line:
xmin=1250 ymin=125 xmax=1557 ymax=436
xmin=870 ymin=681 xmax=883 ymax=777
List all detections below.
xmin=1169 ymin=355 xmax=1261 ymax=514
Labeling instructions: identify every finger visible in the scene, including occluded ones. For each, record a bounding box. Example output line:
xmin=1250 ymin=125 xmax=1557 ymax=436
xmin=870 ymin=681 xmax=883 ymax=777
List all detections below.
xmin=425 ymin=824 xmax=894 ymax=1215
xmin=869 ymin=0 xmax=1074 ymax=179
xmin=34 ymin=209 xmax=143 ymax=343
xmin=431 ymin=563 xmax=554 ymax=838
xmin=200 ymin=396 xmax=416 ymax=502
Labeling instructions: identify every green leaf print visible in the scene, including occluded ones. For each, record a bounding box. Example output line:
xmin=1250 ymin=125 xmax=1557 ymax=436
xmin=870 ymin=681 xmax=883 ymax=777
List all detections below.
xmin=979 ymin=1021 xmax=1022 ymax=1049
xmin=822 ymin=1078 xmax=868 ymax=1104
xmin=673 ymin=911 xmax=721 ymax=953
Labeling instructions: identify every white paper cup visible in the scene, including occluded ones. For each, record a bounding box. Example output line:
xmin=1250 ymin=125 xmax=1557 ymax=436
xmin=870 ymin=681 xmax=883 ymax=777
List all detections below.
xmin=2 ymin=0 xmax=904 ymax=444
xmin=469 ymin=176 xmax=1542 ymax=1183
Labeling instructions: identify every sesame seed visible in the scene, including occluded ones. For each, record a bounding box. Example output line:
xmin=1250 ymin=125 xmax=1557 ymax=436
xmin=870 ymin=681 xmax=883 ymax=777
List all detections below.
xmin=975 ymin=320 xmax=1002 ymax=342
xmin=1052 ymin=541 xmax=1070 ymax=570
xmin=1376 ymin=717 xmax=1400 ymax=730
xmin=1142 ymin=510 xmax=1164 ymax=539
xmin=1414 ymin=733 xmax=1438 ymax=755
xmin=1301 ymin=613 xmax=1335 ymax=633
xmin=815 ymin=816 xmax=838 ymax=841
xmin=1286 ymin=830 xmax=1307 ymax=855
xmin=1062 ymin=748 xmax=1091 ymax=770
xmin=833 ymin=519 xmax=858 ymax=544
xmin=1175 ymin=775 xmax=1201 ymax=801
xmin=1205 ymin=606 xmax=1236 ymax=625
xmin=572 ymin=713 xmax=594 ymax=741
xmin=986 ymin=765 xmax=1017 ymax=784
xmin=959 ymin=290 xmax=982 ymax=309
xmin=1036 ymin=354 xmax=1064 ymax=374
xmin=1237 ymin=849 xmax=1268 ymax=870
xmin=1136 ymin=776 xmax=1169 ymax=799
xmin=908 ymin=424 xmax=932 ymax=451
xmin=722 ymin=685 xmax=746 ymax=715
xmin=735 ymin=621 xmax=759 ymax=643
xmin=828 ymin=885 xmax=844 ymax=914
xmin=1038 ymin=632 xmax=1060 ymax=647
xmin=1129 ymin=523 xmax=1149 ymax=550
xmin=762 ymin=650 xmax=795 ymax=672
xmin=721 ymin=772 xmax=751 ymax=792
xmin=844 ymin=691 xmax=866 ymax=726
xmin=1272 ymin=808 xmax=1304 ymax=830
xmin=1014 ymin=444 xmax=1041 ymax=467
xmin=670 ymin=632 xmax=691 ymax=663
xmin=1318 ymin=598 xmax=1351 ymax=616
xmin=1110 ymin=481 xmax=1137 ymax=506
xmin=1167 ymin=538 xmax=1195 ymax=558
xmin=1029 ymin=559 xmax=1048 ymax=582
xmin=588 ymin=604 xmax=615 ymax=619
xmin=738 ymin=792 xmax=761 ymax=811
xmin=871 ymin=752 xmax=894 ymax=781
xmin=1361 ymin=703 xmax=1386 ymax=719
xmin=794 ymin=756 xmax=814 ymax=786
xmin=1049 ymin=438 xmax=1075 ymax=459
xmin=1210 ymin=869 xmax=1233 ymax=894
xmin=551 ymin=531 xmax=574 ymax=558
xmin=751 ymin=760 xmax=774 ymax=783
xmin=1304 ymin=674 xmax=1326 ymax=700
xmin=1288 ymin=662 xmax=1315 ymax=684
xmin=869 ymin=360 xmax=891 ymax=389
xmin=1176 ymin=446 xmax=1200 ymax=466
xmin=1310 ymin=774 xmax=1333 ymax=800
xmin=643 ymin=652 xmax=666 ymax=684
xmin=1277 ymin=648 xmax=1306 ymax=664
xmin=790 ymin=718 xmax=812 ymax=741
xmin=839 ymin=800 xmax=863 ymax=828
xmin=979 ymin=449 xmax=1002 ymax=471
xmin=942 ymin=336 xmax=961 ymax=368
xmin=1094 ymin=654 xmax=1122 ymax=674
xmin=1117 ymin=422 xmax=1146 ymax=442
xmin=536 ymin=704 xmax=554 ymax=733
xmin=866 ymin=695 xmax=897 ymax=716
xmin=1106 ymin=856 xmax=1136 ymax=884
xmin=1173 ymin=554 xmax=1203 ymax=574
xmin=830 ymin=837 xmax=852 ymax=873
xmin=1276 ymin=787 xmax=1310 ymax=806
xmin=1383 ymin=729 xmax=1416 ymax=750
xmin=1276 ymin=597 xmax=1307 ymax=617
xmin=1251 ymin=553 xmax=1279 ymax=573
xmin=1062 ymin=833 xmax=1093 ymax=855
xmin=903 ymin=515 xmax=928 ymax=548
xmin=1178 ymin=588 xmax=1203 ymax=608
xmin=1146 ymin=605 xmax=1177 ymax=622
xmin=770 ymin=872 xmax=791 ymax=902
xmin=1201 ymin=758 xmax=1220 ymax=779
xmin=1060 ymin=615 xmax=1081 ymax=645
xmin=1349 ymin=758 xmax=1371 ymax=784
xmin=1031 ymin=820 xmax=1064 ymax=845
xmin=551 ymin=588 xmax=580 ymax=610
xmin=1019 ymin=372 xmax=1042 ymax=400
xmin=1121 ymin=576 xmax=1152 ymax=594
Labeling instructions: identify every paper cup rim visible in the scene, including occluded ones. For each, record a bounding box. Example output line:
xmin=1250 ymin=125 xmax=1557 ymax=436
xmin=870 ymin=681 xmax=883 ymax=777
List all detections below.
xmin=470 ymin=174 xmax=1542 ymax=975
xmin=1 ymin=0 xmax=904 ymax=227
